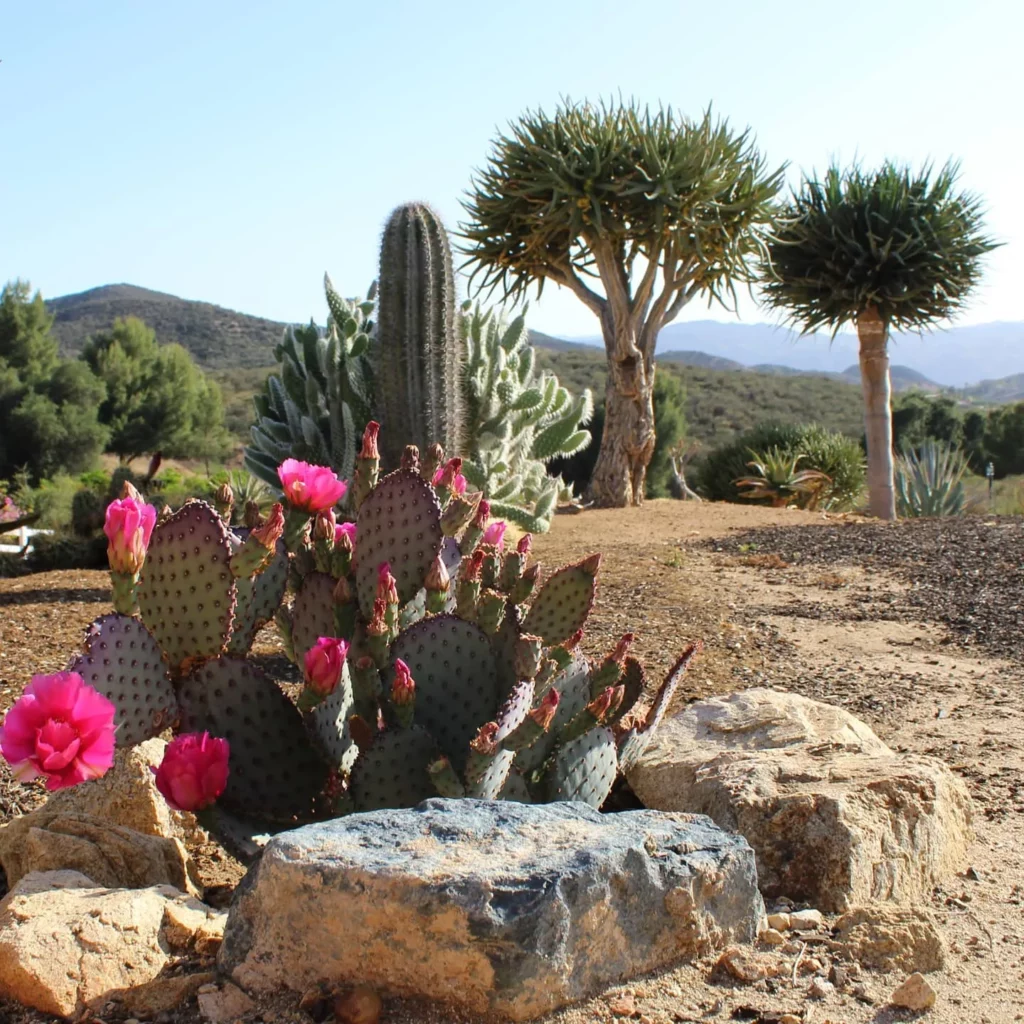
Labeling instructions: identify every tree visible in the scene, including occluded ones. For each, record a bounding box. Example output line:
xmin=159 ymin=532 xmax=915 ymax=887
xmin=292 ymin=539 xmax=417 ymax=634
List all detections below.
xmin=891 ymin=393 xmax=964 ymax=453
xmin=760 ymin=162 xmax=999 ymax=519
xmin=82 ymin=316 xmax=229 ymax=462
xmin=460 ymin=99 xmax=783 ymax=506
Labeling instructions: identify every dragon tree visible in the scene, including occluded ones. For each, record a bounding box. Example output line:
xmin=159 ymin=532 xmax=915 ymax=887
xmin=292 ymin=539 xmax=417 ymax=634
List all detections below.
xmin=460 ymin=99 xmax=783 ymax=506
xmin=760 ymin=161 xmax=999 ymax=520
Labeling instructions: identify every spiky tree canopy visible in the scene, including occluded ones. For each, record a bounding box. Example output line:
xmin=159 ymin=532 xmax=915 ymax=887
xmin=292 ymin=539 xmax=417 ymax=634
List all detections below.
xmin=761 ymin=161 xmax=1000 ymax=333
xmin=460 ymin=100 xmax=784 ymax=320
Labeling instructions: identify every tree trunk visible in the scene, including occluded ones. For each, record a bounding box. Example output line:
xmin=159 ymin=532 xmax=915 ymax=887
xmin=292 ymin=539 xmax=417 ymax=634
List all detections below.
xmin=856 ymin=308 xmax=896 ymax=520
xmin=586 ymin=335 xmax=656 ymax=507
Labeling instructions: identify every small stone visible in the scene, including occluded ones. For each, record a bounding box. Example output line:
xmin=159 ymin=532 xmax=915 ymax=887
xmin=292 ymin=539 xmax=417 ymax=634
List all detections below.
xmin=891 ymin=972 xmax=937 ymax=1011
xmin=779 ymin=1016 xmax=801 ymax=1024
xmin=197 ymin=981 xmax=254 ymax=1023
xmin=781 ymin=940 xmax=803 ymax=955
xmin=333 ymin=985 xmax=383 ymax=1024
xmin=790 ymin=908 xmax=825 ymax=930
xmin=761 ymin=927 xmax=786 ymax=946
xmin=828 ymin=964 xmax=850 ymax=989
xmin=608 ymin=992 xmax=638 ymax=1016
xmin=808 ymin=978 xmax=833 ymax=999
xmin=767 ymin=913 xmax=792 ymax=931
xmin=966 ymin=865 xmax=982 ymax=881
xmin=715 ymin=947 xmax=782 ymax=984
xmin=120 ymin=972 xmax=216 ymax=1017
xmin=852 ymin=982 xmax=876 ymax=1005
xmin=833 ymin=904 xmax=945 ymax=973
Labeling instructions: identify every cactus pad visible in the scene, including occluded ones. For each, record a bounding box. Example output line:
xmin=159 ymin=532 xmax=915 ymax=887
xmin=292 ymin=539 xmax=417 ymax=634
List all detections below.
xmin=499 ymin=769 xmax=532 ymax=803
xmin=545 ymin=726 xmax=618 ymax=808
xmin=289 ymin=571 xmax=338 ymax=667
xmin=494 ymin=678 xmax=535 ymax=743
xmin=311 ymin=662 xmax=357 ymax=772
xmin=178 ymin=657 xmax=327 ymax=822
xmin=137 ymin=500 xmax=236 ymax=672
xmin=467 ymin=748 xmax=515 ymax=800
xmin=517 ymin=655 xmax=591 ymax=773
xmin=387 ymin=614 xmax=499 ymax=770
xmin=350 ymin=726 xmax=440 ymax=811
xmin=609 ymin=656 xmax=646 ymax=728
xmin=522 ymin=557 xmax=598 ymax=645
xmin=227 ymin=533 xmax=288 ymax=655
xmin=400 ymin=535 xmax=461 ymax=627
xmin=68 ymin=614 xmax=178 ymax=747
xmin=355 ymin=469 xmax=443 ymax=618
xmin=491 ymin=602 xmax=523 ymax=701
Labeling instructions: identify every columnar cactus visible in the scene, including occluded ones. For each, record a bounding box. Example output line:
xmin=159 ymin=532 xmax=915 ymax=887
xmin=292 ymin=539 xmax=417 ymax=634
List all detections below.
xmin=374 ymin=203 xmax=464 ymax=468
xmin=244 ymin=279 xmax=375 ymax=489
xmin=461 ymin=302 xmax=593 ymax=531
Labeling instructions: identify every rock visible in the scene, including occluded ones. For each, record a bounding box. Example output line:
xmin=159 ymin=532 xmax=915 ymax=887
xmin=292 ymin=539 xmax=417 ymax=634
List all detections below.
xmin=197 ymin=981 xmax=255 ymax=1022
xmin=627 ymin=688 xmax=973 ymax=912
xmin=852 ymin=982 xmax=876 ymax=1004
xmin=607 ymin=992 xmax=638 ymax=1016
xmin=0 ymin=870 xmax=220 ymax=1018
xmin=0 ymin=810 xmax=197 ymax=894
xmin=334 ymin=985 xmax=383 ymax=1024
xmin=766 ymin=912 xmax=791 ymax=931
xmin=789 ymin=908 xmax=825 ymax=930
xmin=779 ymin=1015 xmax=801 ymax=1024
xmin=891 ymin=972 xmax=937 ymax=1011
xmin=833 ymin=904 xmax=945 ymax=973
xmin=714 ymin=947 xmax=783 ymax=984
xmin=120 ymin=972 xmax=217 ymax=1018
xmin=828 ymin=964 xmax=850 ymax=989
xmin=44 ymin=739 xmax=192 ymax=839
xmin=221 ymin=799 xmax=764 ymax=1022
xmin=807 ymin=977 xmax=833 ymax=999
xmin=761 ymin=927 xmax=786 ymax=946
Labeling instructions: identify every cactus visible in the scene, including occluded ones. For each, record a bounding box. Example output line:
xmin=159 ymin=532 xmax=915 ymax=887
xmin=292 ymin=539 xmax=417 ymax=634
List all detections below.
xmin=60 ymin=426 xmax=699 ymax=859
xmin=374 ymin=203 xmax=463 ymax=468
xmin=245 ymin=280 xmax=375 ymax=490
xmin=460 ymin=302 xmax=593 ymax=531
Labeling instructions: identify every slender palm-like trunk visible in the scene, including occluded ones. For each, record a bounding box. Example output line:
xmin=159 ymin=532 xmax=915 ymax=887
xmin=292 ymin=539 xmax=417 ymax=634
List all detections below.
xmin=856 ymin=307 xmax=896 ymax=520
xmin=587 ymin=322 xmax=656 ymax=507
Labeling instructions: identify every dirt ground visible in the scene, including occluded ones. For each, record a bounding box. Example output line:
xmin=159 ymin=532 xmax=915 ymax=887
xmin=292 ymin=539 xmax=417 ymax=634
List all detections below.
xmin=2 ymin=500 xmax=1023 ymax=1024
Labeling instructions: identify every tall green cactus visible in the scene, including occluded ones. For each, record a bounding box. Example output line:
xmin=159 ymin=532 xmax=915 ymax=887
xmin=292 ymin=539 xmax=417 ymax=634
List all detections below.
xmin=374 ymin=203 xmax=464 ymax=468
xmin=461 ymin=302 xmax=593 ymax=532
xmin=245 ymin=279 xmax=375 ymax=489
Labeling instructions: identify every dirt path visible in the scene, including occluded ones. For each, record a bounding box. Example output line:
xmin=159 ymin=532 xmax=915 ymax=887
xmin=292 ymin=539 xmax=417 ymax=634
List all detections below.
xmin=2 ymin=501 xmax=1023 ymax=1024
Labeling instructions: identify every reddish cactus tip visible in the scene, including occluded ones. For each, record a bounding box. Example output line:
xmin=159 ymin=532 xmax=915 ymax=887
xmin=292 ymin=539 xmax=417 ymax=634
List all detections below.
xmin=425 ymin=554 xmax=450 ymax=590
xmin=564 ymin=628 xmax=585 ymax=651
xmin=528 ymin=687 xmax=560 ymax=730
xmin=252 ymin=502 xmax=285 ymax=548
xmin=610 ymin=633 xmax=635 ymax=663
xmin=332 ymin=575 xmax=353 ymax=604
xmin=469 ymin=721 xmax=499 ymax=755
xmin=580 ymin=552 xmax=602 ymax=575
xmin=586 ymin=686 xmax=616 ymax=719
xmin=360 ymin=421 xmax=380 ymax=459
xmin=516 ymin=533 xmax=533 ymax=556
xmin=390 ymin=658 xmax=416 ymax=705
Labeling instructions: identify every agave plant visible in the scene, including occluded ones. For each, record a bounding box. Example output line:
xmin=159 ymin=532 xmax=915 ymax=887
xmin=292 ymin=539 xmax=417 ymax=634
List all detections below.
xmin=734 ymin=447 xmax=832 ymax=509
xmin=894 ymin=439 xmax=973 ymax=517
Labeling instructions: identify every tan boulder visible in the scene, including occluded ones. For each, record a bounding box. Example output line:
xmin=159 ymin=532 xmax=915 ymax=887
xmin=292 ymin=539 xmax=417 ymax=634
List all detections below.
xmin=628 ymin=688 xmax=972 ymax=912
xmin=891 ymin=972 xmax=938 ymax=1011
xmin=0 ymin=809 xmax=197 ymax=894
xmin=832 ymin=904 xmax=946 ymax=973
xmin=44 ymin=737 xmax=192 ymax=838
xmin=0 ymin=870 xmax=222 ymax=1018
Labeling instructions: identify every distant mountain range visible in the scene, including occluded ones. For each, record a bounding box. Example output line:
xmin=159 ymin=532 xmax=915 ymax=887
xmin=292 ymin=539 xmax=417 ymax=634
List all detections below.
xmin=45 ymin=284 xmax=1024 ymax=402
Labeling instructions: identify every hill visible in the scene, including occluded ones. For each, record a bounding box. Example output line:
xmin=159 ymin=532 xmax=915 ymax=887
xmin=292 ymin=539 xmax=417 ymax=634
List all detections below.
xmin=47 ymin=284 xmax=287 ymax=368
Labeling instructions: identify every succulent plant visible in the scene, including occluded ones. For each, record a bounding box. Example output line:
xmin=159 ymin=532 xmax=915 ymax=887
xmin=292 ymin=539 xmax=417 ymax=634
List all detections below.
xmin=67 ymin=426 xmax=699 ymax=857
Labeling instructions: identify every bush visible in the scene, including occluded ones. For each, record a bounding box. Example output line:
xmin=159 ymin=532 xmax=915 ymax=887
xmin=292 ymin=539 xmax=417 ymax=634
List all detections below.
xmin=71 ymin=488 xmax=106 ymax=536
xmin=25 ymin=532 xmax=108 ymax=572
xmin=697 ymin=422 xmax=866 ymax=509
xmin=107 ymin=466 xmax=145 ymax=501
xmin=19 ymin=474 xmax=81 ymax=530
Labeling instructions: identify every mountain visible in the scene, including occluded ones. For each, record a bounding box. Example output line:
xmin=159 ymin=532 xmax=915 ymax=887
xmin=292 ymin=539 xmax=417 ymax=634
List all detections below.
xmin=47 ymin=284 xmax=287 ymax=368
xmin=961 ymin=373 xmax=1024 ymax=403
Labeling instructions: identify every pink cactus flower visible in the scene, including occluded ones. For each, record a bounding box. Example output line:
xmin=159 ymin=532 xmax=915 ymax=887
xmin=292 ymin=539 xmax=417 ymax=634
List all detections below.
xmin=482 ymin=520 xmax=507 ymax=552
xmin=432 ymin=458 xmax=467 ymax=496
xmin=304 ymin=636 xmax=349 ymax=697
xmin=472 ymin=499 xmax=491 ymax=529
xmin=335 ymin=521 xmax=357 ymax=547
xmin=277 ymin=459 xmax=348 ymax=514
xmin=0 ymin=672 xmax=116 ymax=791
xmin=152 ymin=732 xmax=230 ymax=811
xmin=104 ymin=497 xmax=156 ymax=575
xmin=391 ymin=659 xmax=416 ymax=706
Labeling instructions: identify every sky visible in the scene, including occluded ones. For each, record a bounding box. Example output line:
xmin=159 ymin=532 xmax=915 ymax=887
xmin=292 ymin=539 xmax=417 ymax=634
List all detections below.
xmin=2 ymin=0 xmax=1022 ymax=342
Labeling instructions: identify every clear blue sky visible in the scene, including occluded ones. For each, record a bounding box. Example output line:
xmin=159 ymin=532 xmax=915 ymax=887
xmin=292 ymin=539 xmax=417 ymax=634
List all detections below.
xmin=3 ymin=0 xmax=1021 ymax=340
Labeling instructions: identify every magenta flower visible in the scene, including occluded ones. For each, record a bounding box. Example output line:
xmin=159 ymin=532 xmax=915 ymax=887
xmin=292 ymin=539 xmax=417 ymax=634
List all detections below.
xmin=482 ymin=520 xmax=507 ymax=551
xmin=335 ymin=521 xmax=357 ymax=547
xmin=376 ymin=561 xmax=399 ymax=606
xmin=277 ymin=459 xmax=348 ymax=514
xmin=152 ymin=732 xmax=229 ymax=811
xmin=391 ymin=658 xmax=416 ymax=705
xmin=432 ymin=458 xmax=467 ymax=496
xmin=304 ymin=636 xmax=349 ymax=697
xmin=104 ymin=497 xmax=156 ymax=575
xmin=0 ymin=672 xmax=116 ymax=791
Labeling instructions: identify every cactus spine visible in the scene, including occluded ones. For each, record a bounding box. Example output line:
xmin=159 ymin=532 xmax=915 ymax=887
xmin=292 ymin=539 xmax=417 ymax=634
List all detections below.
xmin=374 ymin=203 xmax=463 ymax=468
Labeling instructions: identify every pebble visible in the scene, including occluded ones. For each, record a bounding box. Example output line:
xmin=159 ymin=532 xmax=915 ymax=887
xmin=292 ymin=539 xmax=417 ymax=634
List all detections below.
xmin=761 ymin=927 xmax=786 ymax=946
xmin=767 ymin=912 xmax=792 ymax=931
xmin=808 ymin=977 xmax=834 ymax=999
xmin=829 ymin=964 xmax=850 ymax=988
xmin=790 ymin=908 xmax=825 ymax=929
xmin=891 ymin=972 xmax=937 ymax=1011
xmin=852 ymin=982 xmax=876 ymax=1005
xmin=779 ymin=1016 xmax=801 ymax=1024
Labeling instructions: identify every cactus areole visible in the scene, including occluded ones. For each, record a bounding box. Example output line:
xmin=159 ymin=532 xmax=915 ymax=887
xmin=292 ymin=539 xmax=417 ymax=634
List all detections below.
xmin=38 ymin=426 xmax=700 ymax=859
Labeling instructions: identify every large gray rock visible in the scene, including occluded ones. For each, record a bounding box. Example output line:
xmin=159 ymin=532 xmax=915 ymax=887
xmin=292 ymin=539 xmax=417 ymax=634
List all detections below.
xmin=221 ymin=799 xmax=763 ymax=1021
xmin=628 ymin=689 xmax=973 ymax=912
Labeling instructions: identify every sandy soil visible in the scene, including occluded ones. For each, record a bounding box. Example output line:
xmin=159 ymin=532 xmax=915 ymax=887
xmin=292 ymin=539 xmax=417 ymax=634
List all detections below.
xmin=2 ymin=500 xmax=1023 ymax=1024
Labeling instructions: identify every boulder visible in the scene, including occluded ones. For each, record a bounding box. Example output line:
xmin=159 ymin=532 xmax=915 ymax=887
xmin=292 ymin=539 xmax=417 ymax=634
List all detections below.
xmin=832 ymin=904 xmax=946 ymax=973
xmin=0 ymin=870 xmax=224 ymax=1018
xmin=628 ymin=689 xmax=972 ymax=912
xmin=0 ymin=810 xmax=197 ymax=894
xmin=44 ymin=738 xmax=192 ymax=839
xmin=221 ymin=799 xmax=764 ymax=1022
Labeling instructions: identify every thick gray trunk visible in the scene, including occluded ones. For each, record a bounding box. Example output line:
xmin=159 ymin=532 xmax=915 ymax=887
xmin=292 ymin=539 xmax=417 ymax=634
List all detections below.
xmin=856 ymin=309 xmax=896 ymax=520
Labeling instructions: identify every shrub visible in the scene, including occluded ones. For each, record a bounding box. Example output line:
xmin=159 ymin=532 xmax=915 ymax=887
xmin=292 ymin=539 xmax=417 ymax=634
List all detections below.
xmin=25 ymin=532 xmax=108 ymax=572
xmin=697 ymin=422 xmax=865 ymax=509
xmin=71 ymin=489 xmax=106 ymax=536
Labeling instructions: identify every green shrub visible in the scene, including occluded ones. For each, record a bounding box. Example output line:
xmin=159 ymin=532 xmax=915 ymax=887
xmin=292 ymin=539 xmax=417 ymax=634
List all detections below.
xmin=77 ymin=469 xmax=111 ymax=493
xmin=697 ymin=422 xmax=866 ymax=509
xmin=71 ymin=488 xmax=106 ymax=536
xmin=0 ymin=552 xmax=31 ymax=578
xmin=20 ymin=474 xmax=81 ymax=530
xmin=107 ymin=466 xmax=145 ymax=501
xmin=25 ymin=532 xmax=108 ymax=572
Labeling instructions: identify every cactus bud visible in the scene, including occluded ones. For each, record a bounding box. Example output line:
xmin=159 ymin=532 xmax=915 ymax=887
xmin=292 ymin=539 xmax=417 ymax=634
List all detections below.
xmin=580 ymin=552 xmax=602 ymax=576
xmin=425 ymin=554 xmax=450 ymax=614
xmin=469 ymin=721 xmax=499 ymax=756
xmin=313 ymin=509 xmax=337 ymax=544
xmin=243 ymin=499 xmax=264 ymax=529
xmin=460 ymin=498 xmax=491 ymax=555
xmin=214 ymin=481 xmax=234 ymax=520
xmin=517 ymin=533 xmax=533 ymax=557
xmin=400 ymin=445 xmax=420 ymax=474
xmin=475 ymin=499 xmax=491 ymax=526
xmin=421 ymin=443 xmax=445 ymax=484
xmin=252 ymin=503 xmax=284 ymax=549
xmin=390 ymin=659 xmax=415 ymax=706
xmin=121 ymin=479 xmax=145 ymax=503
xmin=514 ymin=634 xmax=544 ymax=680
xmin=366 ymin=597 xmax=390 ymax=667
xmin=529 ymin=688 xmax=560 ymax=730
xmin=590 ymin=632 xmax=635 ymax=694
xmin=462 ymin=549 xmax=485 ymax=582
xmin=354 ymin=421 xmax=381 ymax=510
xmin=332 ymin=521 xmax=356 ymax=577
xmin=332 ymin=575 xmax=353 ymax=605
xmin=586 ymin=687 xmax=616 ymax=722
xmin=359 ymin=421 xmax=380 ymax=460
